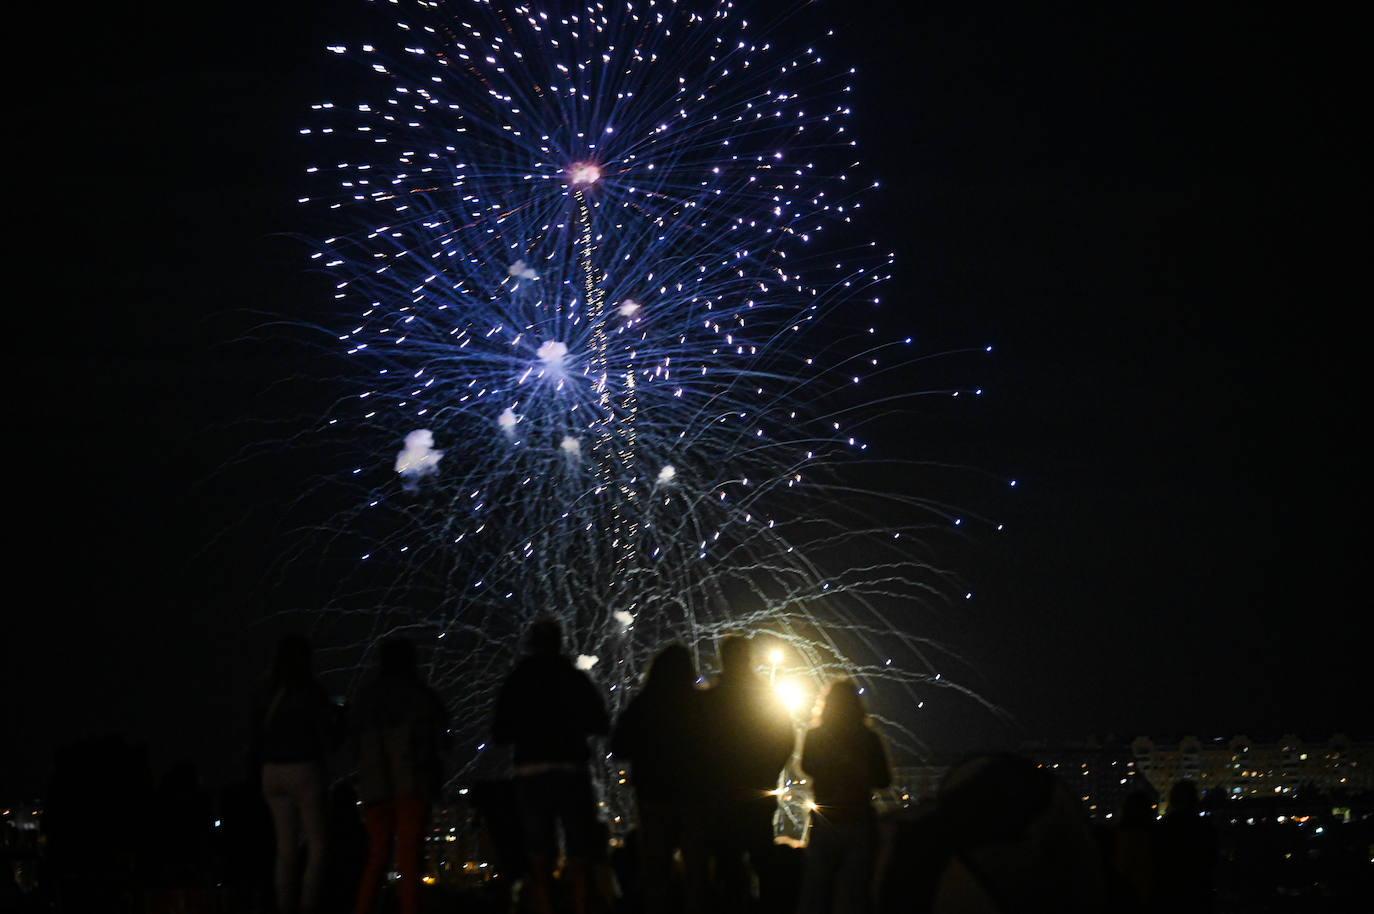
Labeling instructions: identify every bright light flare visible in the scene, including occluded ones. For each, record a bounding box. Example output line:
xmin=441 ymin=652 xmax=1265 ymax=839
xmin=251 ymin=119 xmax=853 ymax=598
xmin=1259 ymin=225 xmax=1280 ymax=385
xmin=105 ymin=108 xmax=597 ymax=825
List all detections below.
xmin=567 ymin=160 xmax=601 ymax=187
xmin=774 ymin=678 xmax=808 ymax=714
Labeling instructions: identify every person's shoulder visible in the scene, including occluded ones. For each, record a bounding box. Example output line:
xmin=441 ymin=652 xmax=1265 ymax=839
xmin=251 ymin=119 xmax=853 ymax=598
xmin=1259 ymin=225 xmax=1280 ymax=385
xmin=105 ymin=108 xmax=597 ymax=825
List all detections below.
xmin=499 ymin=656 xmax=535 ymax=684
xmin=501 ymin=654 xmax=565 ymax=691
xmin=512 ymin=653 xmax=559 ymax=675
xmin=803 ymin=724 xmax=837 ymax=750
xmin=352 ymin=676 xmax=384 ymax=703
xmin=619 ymin=689 xmax=647 ymax=714
xmin=700 ymin=678 xmax=735 ymax=702
xmin=278 ymin=678 xmax=330 ymax=706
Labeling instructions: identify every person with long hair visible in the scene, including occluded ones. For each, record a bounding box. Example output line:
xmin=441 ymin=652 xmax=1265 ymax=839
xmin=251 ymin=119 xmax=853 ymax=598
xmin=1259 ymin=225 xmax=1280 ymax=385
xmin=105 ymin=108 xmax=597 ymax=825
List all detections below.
xmin=352 ymin=637 xmax=449 ymax=914
xmin=253 ymin=634 xmax=341 ymax=914
xmin=798 ymin=678 xmax=890 ymax=914
xmin=611 ymin=643 xmax=707 ymax=914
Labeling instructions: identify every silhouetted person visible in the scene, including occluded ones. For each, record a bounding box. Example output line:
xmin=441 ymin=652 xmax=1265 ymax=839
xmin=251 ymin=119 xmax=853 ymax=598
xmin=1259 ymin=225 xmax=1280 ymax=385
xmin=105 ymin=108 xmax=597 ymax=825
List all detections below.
xmin=470 ymin=777 xmax=526 ymax=905
xmin=611 ymin=643 xmax=708 ymax=914
xmin=1152 ymin=780 xmax=1216 ymax=913
xmin=798 ymin=679 xmax=890 ymax=914
xmin=874 ymin=753 xmax=1105 ymax=914
xmin=695 ymin=634 xmax=794 ymax=914
xmin=352 ymin=637 xmax=449 ymax=914
xmin=217 ymin=775 xmax=275 ymax=914
xmin=252 ymin=634 xmax=341 ymax=914
xmin=322 ymin=780 xmax=369 ymax=914
xmin=147 ymin=759 xmax=213 ymax=892
xmin=493 ymin=617 xmax=610 ymax=914
xmin=1109 ymin=790 xmax=1155 ymax=912
xmin=43 ymin=734 xmax=152 ymax=910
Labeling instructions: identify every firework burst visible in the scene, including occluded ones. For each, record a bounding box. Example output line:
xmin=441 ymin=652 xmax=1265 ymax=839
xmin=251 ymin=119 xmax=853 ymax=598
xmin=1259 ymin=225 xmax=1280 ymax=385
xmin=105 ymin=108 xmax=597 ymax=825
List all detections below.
xmin=286 ymin=0 xmax=1001 ymax=792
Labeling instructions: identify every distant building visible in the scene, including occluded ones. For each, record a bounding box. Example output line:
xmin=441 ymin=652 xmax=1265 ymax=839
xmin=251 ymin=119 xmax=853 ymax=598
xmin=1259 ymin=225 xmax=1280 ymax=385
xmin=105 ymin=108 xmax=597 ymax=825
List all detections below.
xmin=1131 ymin=733 xmax=1372 ymax=808
xmin=882 ymin=742 xmax=1156 ymax=820
xmin=1019 ymin=737 xmax=1155 ymax=819
xmin=854 ymin=733 xmax=1370 ymax=823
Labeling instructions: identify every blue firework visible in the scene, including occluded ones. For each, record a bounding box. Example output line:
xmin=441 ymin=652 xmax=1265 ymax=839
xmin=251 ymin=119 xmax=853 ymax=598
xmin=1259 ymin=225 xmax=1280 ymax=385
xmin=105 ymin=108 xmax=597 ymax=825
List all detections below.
xmin=291 ymin=0 xmax=996 ymax=786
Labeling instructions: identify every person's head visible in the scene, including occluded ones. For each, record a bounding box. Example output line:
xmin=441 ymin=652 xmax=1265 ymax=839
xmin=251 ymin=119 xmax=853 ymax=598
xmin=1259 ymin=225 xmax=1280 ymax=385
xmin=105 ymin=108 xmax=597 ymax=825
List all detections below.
xmin=1167 ymin=779 xmax=1199 ymax=816
xmin=378 ymin=637 xmax=419 ymax=678
xmin=269 ymin=634 xmax=313 ymax=686
xmin=887 ymin=753 xmax=1105 ymax=911
xmin=717 ymin=634 xmax=755 ymax=680
xmin=817 ymin=677 xmax=866 ymax=729
xmin=1118 ymin=790 xmax=1153 ymax=827
xmin=644 ymin=643 xmax=695 ymax=690
xmin=527 ymin=616 xmax=563 ymax=656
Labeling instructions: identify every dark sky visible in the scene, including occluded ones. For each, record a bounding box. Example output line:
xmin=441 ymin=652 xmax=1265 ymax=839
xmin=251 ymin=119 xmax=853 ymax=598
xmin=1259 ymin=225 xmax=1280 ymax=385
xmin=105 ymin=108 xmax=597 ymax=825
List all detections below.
xmin=6 ymin=1 xmax=1359 ymax=797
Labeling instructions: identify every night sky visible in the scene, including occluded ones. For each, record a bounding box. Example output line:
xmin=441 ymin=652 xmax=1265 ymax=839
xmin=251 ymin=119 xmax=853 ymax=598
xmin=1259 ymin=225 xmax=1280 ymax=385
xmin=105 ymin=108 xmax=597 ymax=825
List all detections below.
xmin=6 ymin=1 xmax=1359 ymax=798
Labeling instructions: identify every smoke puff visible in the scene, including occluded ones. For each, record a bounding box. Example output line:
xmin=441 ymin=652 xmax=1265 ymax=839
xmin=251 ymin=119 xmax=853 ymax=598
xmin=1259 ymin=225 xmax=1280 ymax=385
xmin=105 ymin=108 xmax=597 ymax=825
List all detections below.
xmin=537 ymin=340 xmax=569 ymax=366
xmin=395 ymin=429 xmax=443 ymax=488
xmin=508 ymin=259 xmax=539 ymax=280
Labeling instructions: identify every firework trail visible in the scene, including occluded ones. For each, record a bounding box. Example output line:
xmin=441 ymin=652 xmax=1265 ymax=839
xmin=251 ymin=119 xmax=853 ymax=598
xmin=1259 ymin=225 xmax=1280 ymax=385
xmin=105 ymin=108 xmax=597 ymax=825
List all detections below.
xmin=286 ymin=0 xmax=1003 ymax=800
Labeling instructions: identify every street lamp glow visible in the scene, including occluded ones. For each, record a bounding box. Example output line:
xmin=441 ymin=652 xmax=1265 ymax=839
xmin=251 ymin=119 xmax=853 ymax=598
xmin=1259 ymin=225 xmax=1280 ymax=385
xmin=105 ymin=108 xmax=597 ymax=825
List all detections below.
xmin=775 ymin=678 xmax=806 ymax=713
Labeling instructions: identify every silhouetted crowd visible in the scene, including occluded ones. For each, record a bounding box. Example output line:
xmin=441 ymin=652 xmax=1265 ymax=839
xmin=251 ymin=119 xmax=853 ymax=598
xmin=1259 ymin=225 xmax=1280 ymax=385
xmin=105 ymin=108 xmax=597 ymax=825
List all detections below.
xmin=22 ymin=623 xmax=1238 ymax=914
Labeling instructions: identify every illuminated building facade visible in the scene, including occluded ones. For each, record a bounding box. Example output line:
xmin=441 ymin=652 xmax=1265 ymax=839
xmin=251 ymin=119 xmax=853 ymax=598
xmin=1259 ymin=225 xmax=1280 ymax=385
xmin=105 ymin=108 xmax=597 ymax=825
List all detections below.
xmin=1020 ymin=737 xmax=1155 ymax=819
xmin=1130 ymin=733 xmax=1372 ymax=808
